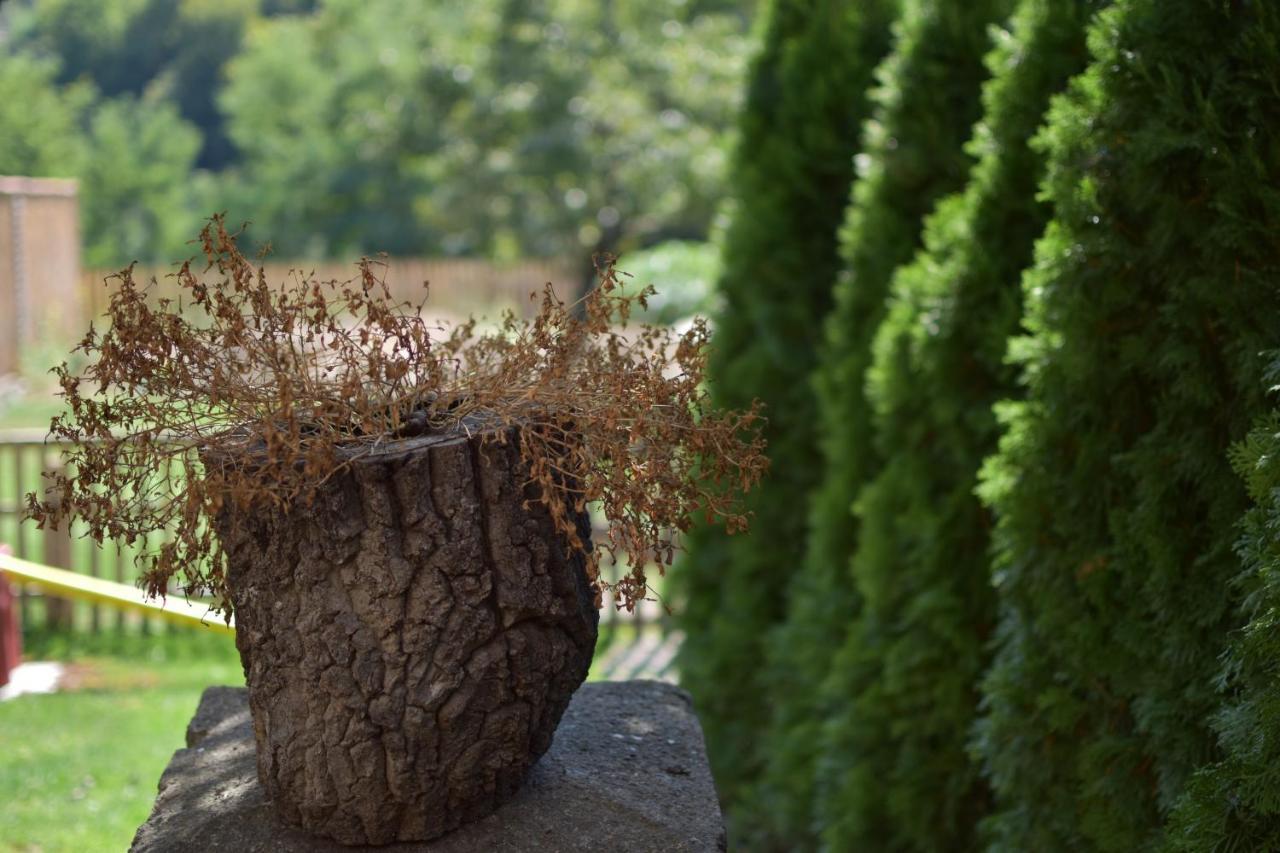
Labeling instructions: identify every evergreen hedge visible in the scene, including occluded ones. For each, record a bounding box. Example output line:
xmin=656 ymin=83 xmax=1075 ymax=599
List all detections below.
xmin=973 ymin=1 xmax=1280 ymax=848
xmin=672 ymin=0 xmax=897 ymax=822
xmin=1168 ymin=364 xmax=1280 ymax=850
xmin=751 ymin=0 xmax=1009 ymax=845
xmin=814 ymin=2 xmax=1098 ymax=850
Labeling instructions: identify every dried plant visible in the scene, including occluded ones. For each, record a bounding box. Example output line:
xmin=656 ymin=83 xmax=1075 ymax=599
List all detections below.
xmin=26 ymin=216 xmax=766 ymax=617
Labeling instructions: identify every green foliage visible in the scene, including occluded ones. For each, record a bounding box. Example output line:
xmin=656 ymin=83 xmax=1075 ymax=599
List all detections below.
xmin=148 ymin=0 xmax=257 ymax=169
xmin=1 ymin=0 xmax=753 ymax=267
xmin=426 ymin=0 xmax=750 ymax=270
xmin=216 ymin=0 xmax=750 ymax=262
xmin=812 ymin=2 xmax=1098 ymax=850
xmin=973 ymin=1 xmax=1280 ymax=848
xmin=6 ymin=0 xmax=159 ymax=97
xmin=671 ymin=0 xmax=898 ymax=842
xmin=216 ymin=0 xmax=469 ymax=257
xmin=615 ymin=241 xmax=721 ymax=325
xmin=260 ymin=0 xmax=317 ymax=12
xmin=804 ymin=0 xmax=1011 ymax=612
xmin=0 ymin=51 xmax=90 ymax=176
xmin=79 ymin=97 xmax=203 ymax=266
xmin=0 ymin=48 xmax=201 ymax=265
xmin=7 ymin=0 xmax=256 ymax=169
xmin=1167 ymin=395 xmax=1280 ymax=851
xmin=748 ymin=1 xmax=1010 ymax=845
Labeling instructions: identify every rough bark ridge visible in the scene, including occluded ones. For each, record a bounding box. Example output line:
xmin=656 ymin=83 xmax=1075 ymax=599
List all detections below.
xmin=215 ymin=428 xmax=598 ymax=846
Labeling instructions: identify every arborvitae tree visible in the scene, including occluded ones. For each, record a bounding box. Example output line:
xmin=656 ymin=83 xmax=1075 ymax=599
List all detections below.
xmin=973 ymin=2 xmax=1280 ymax=848
xmin=748 ymin=0 xmax=1008 ymax=845
xmin=813 ymin=2 xmax=1099 ymax=850
xmin=1167 ymin=375 xmax=1280 ymax=851
xmin=672 ymin=0 xmax=898 ymax=827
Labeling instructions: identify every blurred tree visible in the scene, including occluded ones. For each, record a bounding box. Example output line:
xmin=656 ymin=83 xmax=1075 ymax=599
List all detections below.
xmin=814 ymin=2 xmax=1098 ymax=849
xmin=0 ymin=51 xmax=89 ymax=176
xmin=149 ymin=0 xmax=257 ymax=169
xmin=670 ymin=0 xmax=898 ymax=846
xmin=5 ymin=0 xmax=156 ymax=97
xmin=436 ymin=0 xmax=750 ymax=301
xmin=7 ymin=0 xmax=255 ymax=169
xmin=546 ymin=0 xmax=750 ymax=296
xmin=420 ymin=0 xmax=588 ymax=260
xmin=79 ymin=97 xmax=203 ymax=266
xmin=4 ymin=0 xmax=752 ymax=268
xmin=0 ymin=44 xmax=205 ymax=267
xmin=973 ymin=0 xmax=1280 ymax=848
xmin=217 ymin=0 xmax=473 ymax=257
xmin=259 ymin=0 xmax=316 ymax=12
xmin=217 ymin=0 xmax=750 ymax=266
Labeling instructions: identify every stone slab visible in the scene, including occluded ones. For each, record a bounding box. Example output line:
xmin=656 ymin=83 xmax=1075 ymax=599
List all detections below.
xmin=130 ymin=681 xmax=726 ymax=852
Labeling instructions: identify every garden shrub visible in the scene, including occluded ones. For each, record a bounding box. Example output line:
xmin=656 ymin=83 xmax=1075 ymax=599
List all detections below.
xmin=1168 ymin=369 xmax=1280 ymax=851
xmin=814 ymin=2 xmax=1100 ymax=850
xmin=672 ymin=0 xmax=898 ymax=830
xmin=751 ymin=0 xmax=1010 ymax=845
xmin=973 ymin=1 xmax=1280 ymax=848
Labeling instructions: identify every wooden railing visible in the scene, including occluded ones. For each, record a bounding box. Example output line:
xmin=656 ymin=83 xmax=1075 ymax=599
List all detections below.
xmin=0 ymin=553 xmax=232 ymax=634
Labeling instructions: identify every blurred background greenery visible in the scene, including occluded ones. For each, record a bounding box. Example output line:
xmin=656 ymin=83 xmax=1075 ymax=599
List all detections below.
xmin=0 ymin=0 xmax=753 ymax=288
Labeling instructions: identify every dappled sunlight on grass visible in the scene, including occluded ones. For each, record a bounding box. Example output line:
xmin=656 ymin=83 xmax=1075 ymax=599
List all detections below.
xmin=0 ymin=630 xmax=242 ymax=852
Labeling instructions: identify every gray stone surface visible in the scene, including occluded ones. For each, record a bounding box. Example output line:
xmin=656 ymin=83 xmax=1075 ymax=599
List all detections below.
xmin=130 ymin=681 xmax=726 ymax=852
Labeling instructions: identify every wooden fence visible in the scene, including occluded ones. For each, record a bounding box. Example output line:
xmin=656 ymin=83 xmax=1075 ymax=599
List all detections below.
xmin=0 ymin=173 xmax=581 ymax=378
xmin=83 ymin=257 xmax=578 ymax=326
xmin=0 ymin=431 xmax=677 ymax=679
xmin=0 ymin=177 xmax=82 ymax=376
xmin=0 ymin=430 xmax=160 ymax=635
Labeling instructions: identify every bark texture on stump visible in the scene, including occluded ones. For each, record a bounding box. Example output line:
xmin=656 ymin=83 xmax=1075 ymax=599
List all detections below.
xmin=215 ymin=427 xmax=598 ymax=846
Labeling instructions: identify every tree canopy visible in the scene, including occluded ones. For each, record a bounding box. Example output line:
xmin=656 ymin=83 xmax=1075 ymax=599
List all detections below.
xmin=0 ymin=0 xmax=753 ymax=269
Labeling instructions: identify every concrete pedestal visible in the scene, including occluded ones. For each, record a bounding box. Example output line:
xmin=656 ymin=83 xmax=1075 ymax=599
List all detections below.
xmin=130 ymin=681 xmax=725 ymax=852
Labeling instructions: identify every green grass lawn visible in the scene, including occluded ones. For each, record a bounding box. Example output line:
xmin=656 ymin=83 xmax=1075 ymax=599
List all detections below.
xmin=0 ymin=629 xmax=243 ymax=853
xmin=0 ymin=618 xmax=659 ymax=853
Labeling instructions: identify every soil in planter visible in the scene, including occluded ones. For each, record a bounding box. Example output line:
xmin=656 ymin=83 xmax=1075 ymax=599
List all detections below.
xmin=214 ymin=425 xmax=599 ymax=845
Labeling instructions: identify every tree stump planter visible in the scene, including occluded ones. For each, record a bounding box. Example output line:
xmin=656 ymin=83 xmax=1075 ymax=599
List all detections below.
xmin=212 ymin=425 xmax=599 ymax=846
